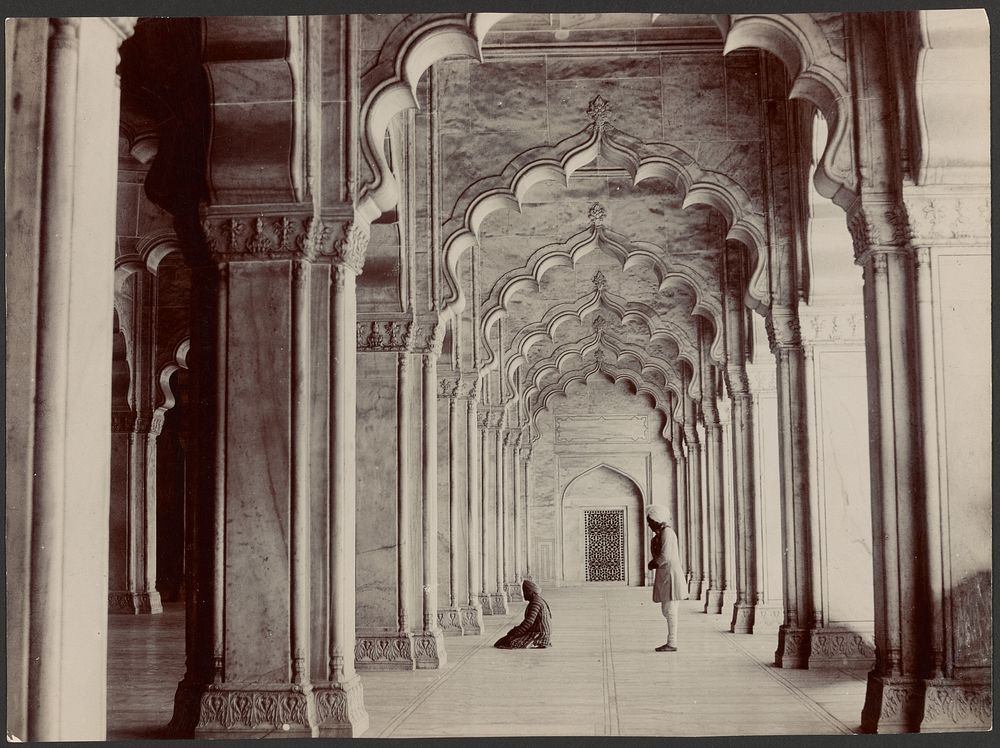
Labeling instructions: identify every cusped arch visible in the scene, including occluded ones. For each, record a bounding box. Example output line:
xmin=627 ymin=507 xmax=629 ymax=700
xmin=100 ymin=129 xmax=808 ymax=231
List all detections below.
xmin=478 ymin=224 xmax=721 ymax=367
xmin=440 ymin=125 xmax=768 ymax=322
xmin=720 ymin=13 xmax=857 ymax=208
xmin=562 ymin=463 xmax=646 ymax=506
xmin=152 ymin=337 xmax=190 ymax=431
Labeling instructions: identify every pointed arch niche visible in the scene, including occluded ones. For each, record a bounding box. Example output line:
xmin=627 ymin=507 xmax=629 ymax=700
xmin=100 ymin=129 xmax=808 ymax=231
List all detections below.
xmin=526 ymin=373 xmax=674 ymax=588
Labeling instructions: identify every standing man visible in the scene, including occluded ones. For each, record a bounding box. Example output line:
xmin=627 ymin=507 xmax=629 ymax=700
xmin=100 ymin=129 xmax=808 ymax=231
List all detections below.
xmin=647 ymin=504 xmax=688 ymax=652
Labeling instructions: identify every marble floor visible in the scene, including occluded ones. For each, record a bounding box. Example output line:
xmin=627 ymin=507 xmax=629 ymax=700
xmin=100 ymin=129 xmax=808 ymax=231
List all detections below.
xmin=107 ymin=587 xmax=868 ymax=740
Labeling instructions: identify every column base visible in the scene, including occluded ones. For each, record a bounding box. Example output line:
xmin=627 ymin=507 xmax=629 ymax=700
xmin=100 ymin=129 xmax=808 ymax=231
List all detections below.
xmin=860 ymin=673 xmax=926 ymax=733
xmin=108 ymin=590 xmax=163 ymax=615
xmin=774 ymin=624 xmax=812 ymax=669
xmin=921 ymin=678 xmax=992 ymax=732
xmin=479 ymin=592 xmax=496 ymax=615
xmin=730 ymin=602 xmax=755 ymax=634
xmin=808 ymin=626 xmax=876 ymax=668
xmin=193 ymin=683 xmax=318 ymax=738
xmin=413 ymin=628 xmax=448 ymax=669
xmin=750 ymin=604 xmax=784 ymax=631
xmin=354 ymin=632 xmax=415 ymax=671
xmin=168 ymin=676 xmax=206 ymax=737
xmin=687 ymin=578 xmax=704 ymax=599
xmin=703 ymin=587 xmax=726 ymax=614
xmin=436 ymin=607 xmax=465 ymax=635
xmin=460 ymin=604 xmax=484 ymax=635
xmin=314 ymin=675 xmax=369 ymax=737
xmin=490 ymin=591 xmax=509 ymax=615
xmin=506 ymin=581 xmax=525 ymax=602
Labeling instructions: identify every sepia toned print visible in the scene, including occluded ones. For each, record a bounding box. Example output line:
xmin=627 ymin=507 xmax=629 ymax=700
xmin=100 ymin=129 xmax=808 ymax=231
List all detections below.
xmin=5 ymin=10 xmax=991 ymax=741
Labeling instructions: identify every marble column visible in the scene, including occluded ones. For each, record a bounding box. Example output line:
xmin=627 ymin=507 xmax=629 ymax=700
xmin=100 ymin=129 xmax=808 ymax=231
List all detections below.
xmin=477 ymin=411 xmax=496 ymax=614
xmin=491 ymin=413 xmax=510 ymax=613
xmin=436 ymin=378 xmax=464 ymax=635
xmin=770 ymin=305 xmax=815 ymax=669
xmin=727 ymin=364 xmax=757 ymax=634
xmin=505 ymin=430 xmax=525 ymax=603
xmin=108 ymin=409 xmax=164 ymax=615
xmin=461 ymin=382 xmax=484 ymax=633
xmin=520 ymin=446 xmax=533 ymax=580
xmin=109 ymin=270 xmax=163 ymax=616
xmin=701 ymin=365 xmax=727 ymax=615
xmin=683 ymin=395 xmax=704 ymax=599
xmin=671 ymin=420 xmax=690 ymax=583
xmin=413 ymin=349 xmax=446 ymax=667
xmin=174 ymin=217 xmax=368 ymax=738
xmin=396 ymin=352 xmax=418 ymax=651
xmin=852 ymin=192 xmax=992 ymax=731
xmin=9 ymin=17 xmax=136 ymax=741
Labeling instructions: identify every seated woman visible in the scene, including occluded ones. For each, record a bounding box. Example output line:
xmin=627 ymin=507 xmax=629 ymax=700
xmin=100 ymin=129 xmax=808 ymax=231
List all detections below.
xmin=494 ymin=580 xmax=552 ymax=649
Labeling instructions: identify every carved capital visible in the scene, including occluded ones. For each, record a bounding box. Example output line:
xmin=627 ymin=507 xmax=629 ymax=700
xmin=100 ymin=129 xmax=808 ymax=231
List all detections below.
xmin=477 ymin=411 xmax=489 ymax=430
xmin=356 ymin=320 xmax=418 ymax=352
xmin=848 ymin=198 xmax=913 ymax=263
xmin=438 ymin=378 xmax=460 ymax=400
xmin=766 ymin=306 xmax=801 ymax=350
xmin=330 ymin=221 xmax=370 ymax=274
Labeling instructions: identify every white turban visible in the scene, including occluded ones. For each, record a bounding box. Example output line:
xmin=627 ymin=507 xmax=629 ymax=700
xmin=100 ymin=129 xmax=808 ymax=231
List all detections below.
xmin=646 ymin=504 xmax=670 ymax=525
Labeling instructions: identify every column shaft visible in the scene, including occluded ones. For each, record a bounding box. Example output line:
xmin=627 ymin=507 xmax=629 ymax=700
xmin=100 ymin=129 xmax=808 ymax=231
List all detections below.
xmin=396 ymin=353 xmax=413 ymax=634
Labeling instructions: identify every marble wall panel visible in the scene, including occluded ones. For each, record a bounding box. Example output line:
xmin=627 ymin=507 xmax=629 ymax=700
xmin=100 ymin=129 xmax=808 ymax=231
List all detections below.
xmin=935 ymin=250 xmax=992 ymax=671
xmin=470 ymin=59 xmax=547 ymax=134
xmin=356 ymin=354 xmax=400 ymax=631
xmin=435 ymin=60 xmax=471 ymax=134
xmin=406 ymin=361 xmax=423 ymax=626
xmin=223 ymin=263 xmax=291 ymax=682
xmin=755 ymin=391 xmax=784 ymax=609
xmin=724 ymin=54 xmax=762 ymax=142
xmin=308 ymin=267 xmax=330 ymax=680
xmin=814 ymin=349 xmax=874 ymax=626
xmin=547 ymin=77 xmax=662 ymax=143
xmin=546 ymin=55 xmax=661 ymax=81
xmin=661 ymin=53 xmax=727 ymax=141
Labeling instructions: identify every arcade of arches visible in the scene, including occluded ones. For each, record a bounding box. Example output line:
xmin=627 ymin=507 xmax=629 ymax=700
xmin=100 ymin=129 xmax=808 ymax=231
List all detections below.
xmin=5 ymin=10 xmax=992 ymax=740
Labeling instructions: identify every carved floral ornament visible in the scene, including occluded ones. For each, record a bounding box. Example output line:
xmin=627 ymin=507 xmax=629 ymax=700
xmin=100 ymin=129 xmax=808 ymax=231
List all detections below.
xmin=200 ymin=214 xmax=369 ymax=270
xmin=356 ymin=320 xmax=418 ymax=352
xmin=799 ymin=313 xmax=864 ymax=343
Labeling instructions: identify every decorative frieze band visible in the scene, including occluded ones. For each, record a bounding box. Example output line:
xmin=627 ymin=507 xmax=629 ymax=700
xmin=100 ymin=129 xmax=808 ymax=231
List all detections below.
xmin=356 ymin=320 xmax=419 ymax=352
xmin=200 ymin=214 xmax=369 ymax=270
xmin=354 ymin=634 xmax=415 ymax=671
xmin=799 ymin=312 xmax=865 ymax=343
xmin=195 ymin=685 xmax=313 ymax=734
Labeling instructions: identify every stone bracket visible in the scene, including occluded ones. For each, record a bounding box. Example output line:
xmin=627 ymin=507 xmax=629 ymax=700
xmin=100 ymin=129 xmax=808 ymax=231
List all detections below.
xmin=808 ymin=627 xmax=876 ymax=669
xmin=193 ymin=683 xmax=318 ymax=739
xmin=775 ymin=625 xmax=811 ymax=669
xmin=861 ymin=674 xmax=926 ymax=734
xmin=437 ymin=607 xmax=465 ymax=635
xmin=313 ymin=676 xmax=369 ymax=738
xmin=921 ymin=679 xmax=993 ymax=732
xmin=413 ymin=629 xmax=448 ymax=670
xmin=460 ymin=604 xmax=484 ymax=635
xmin=506 ymin=582 xmax=525 ymax=603
xmin=479 ymin=593 xmax=496 ymax=616
xmin=490 ymin=592 xmax=510 ymax=616
xmin=354 ymin=633 xmax=415 ymax=671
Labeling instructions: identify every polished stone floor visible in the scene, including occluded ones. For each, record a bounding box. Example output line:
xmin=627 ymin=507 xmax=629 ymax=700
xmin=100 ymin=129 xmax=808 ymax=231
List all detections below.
xmin=107 ymin=587 xmax=867 ymax=740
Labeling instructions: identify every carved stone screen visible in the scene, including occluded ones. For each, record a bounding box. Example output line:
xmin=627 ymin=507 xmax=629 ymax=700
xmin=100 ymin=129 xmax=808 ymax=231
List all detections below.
xmin=583 ymin=509 xmax=627 ymax=583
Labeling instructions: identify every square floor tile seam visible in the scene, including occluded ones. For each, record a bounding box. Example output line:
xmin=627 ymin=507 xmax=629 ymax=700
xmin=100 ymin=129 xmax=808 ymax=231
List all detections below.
xmin=373 ymin=615 xmax=514 ymax=738
xmin=717 ymin=629 xmax=857 ymax=735
xmin=601 ymin=590 xmax=621 ymax=736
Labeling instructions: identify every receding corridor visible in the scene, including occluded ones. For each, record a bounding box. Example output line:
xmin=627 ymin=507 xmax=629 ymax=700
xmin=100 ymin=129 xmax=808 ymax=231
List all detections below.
xmin=108 ymin=588 xmax=866 ymax=739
